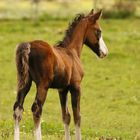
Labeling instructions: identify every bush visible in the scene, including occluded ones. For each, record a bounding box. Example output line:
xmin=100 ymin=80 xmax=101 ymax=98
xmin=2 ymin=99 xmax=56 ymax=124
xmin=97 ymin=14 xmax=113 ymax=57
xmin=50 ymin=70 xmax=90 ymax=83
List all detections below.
xmin=102 ymin=0 xmax=136 ymax=19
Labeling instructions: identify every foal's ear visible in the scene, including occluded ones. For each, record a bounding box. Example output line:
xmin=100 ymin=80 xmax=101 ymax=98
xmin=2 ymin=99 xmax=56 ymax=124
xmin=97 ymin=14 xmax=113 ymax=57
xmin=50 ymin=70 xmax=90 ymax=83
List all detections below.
xmin=88 ymin=9 xmax=94 ymax=16
xmin=89 ymin=10 xmax=102 ymax=22
xmin=93 ymin=10 xmax=102 ymax=21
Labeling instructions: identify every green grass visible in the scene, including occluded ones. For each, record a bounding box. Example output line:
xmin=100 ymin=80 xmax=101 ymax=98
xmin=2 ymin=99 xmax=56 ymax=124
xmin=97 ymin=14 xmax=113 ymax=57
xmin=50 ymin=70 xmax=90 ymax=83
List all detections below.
xmin=0 ymin=18 xmax=140 ymax=140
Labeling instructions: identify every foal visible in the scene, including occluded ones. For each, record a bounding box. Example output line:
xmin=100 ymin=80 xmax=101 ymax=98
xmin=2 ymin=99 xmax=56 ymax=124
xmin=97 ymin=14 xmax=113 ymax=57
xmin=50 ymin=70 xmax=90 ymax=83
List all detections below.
xmin=13 ymin=9 xmax=108 ymax=140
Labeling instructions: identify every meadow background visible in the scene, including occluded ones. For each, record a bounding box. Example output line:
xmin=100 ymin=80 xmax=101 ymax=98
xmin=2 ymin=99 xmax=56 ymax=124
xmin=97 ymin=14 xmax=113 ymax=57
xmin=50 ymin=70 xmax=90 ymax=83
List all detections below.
xmin=0 ymin=0 xmax=140 ymax=140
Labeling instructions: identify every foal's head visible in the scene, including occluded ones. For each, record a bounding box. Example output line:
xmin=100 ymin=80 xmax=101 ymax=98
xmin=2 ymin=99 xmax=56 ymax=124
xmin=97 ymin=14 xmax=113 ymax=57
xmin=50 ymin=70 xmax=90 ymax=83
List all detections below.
xmin=85 ymin=9 xmax=108 ymax=58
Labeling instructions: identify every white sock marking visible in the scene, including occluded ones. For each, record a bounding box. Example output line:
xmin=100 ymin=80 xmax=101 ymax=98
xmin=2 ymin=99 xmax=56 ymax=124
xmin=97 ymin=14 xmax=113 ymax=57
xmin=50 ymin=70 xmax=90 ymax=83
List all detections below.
xmin=35 ymin=123 xmax=42 ymax=140
xmin=14 ymin=107 xmax=23 ymax=140
xmin=99 ymin=36 xmax=108 ymax=56
xmin=75 ymin=124 xmax=81 ymax=140
xmin=64 ymin=124 xmax=71 ymax=140
xmin=14 ymin=120 xmax=20 ymax=140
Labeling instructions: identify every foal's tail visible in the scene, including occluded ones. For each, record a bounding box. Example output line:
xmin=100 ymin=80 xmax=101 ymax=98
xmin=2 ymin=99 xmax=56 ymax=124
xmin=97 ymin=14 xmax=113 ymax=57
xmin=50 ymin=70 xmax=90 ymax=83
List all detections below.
xmin=16 ymin=42 xmax=31 ymax=90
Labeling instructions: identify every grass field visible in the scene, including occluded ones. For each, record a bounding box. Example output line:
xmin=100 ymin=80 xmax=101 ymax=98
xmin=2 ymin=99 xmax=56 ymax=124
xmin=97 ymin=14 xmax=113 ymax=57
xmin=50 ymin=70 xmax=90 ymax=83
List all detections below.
xmin=0 ymin=16 xmax=140 ymax=140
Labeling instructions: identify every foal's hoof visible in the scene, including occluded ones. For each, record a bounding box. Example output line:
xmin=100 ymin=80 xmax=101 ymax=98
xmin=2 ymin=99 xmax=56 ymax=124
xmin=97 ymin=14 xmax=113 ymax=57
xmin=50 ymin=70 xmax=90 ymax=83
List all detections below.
xmin=13 ymin=106 xmax=24 ymax=121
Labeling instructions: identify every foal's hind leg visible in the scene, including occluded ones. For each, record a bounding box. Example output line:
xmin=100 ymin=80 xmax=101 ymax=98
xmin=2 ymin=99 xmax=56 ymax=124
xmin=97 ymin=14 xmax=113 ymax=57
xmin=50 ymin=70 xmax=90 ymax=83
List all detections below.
xmin=70 ymin=84 xmax=81 ymax=140
xmin=13 ymin=79 xmax=32 ymax=140
xmin=31 ymin=83 xmax=48 ymax=140
xmin=59 ymin=88 xmax=71 ymax=140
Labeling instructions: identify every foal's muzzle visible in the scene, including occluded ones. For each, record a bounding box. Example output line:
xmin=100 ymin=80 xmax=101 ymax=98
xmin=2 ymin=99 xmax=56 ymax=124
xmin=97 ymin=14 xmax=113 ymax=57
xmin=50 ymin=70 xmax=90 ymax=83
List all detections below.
xmin=99 ymin=50 xmax=107 ymax=58
xmin=99 ymin=36 xmax=108 ymax=58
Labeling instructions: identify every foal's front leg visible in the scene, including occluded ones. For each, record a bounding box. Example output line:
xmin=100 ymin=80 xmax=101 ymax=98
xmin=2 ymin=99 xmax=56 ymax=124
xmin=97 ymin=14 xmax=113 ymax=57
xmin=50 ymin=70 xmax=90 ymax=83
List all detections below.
xmin=31 ymin=84 xmax=48 ymax=140
xmin=70 ymin=85 xmax=81 ymax=140
xmin=59 ymin=88 xmax=71 ymax=140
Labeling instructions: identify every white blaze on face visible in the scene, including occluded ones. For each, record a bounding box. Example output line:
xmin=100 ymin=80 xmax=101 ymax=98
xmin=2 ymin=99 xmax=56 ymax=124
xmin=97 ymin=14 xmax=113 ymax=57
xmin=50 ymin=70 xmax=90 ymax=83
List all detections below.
xmin=99 ymin=36 xmax=108 ymax=57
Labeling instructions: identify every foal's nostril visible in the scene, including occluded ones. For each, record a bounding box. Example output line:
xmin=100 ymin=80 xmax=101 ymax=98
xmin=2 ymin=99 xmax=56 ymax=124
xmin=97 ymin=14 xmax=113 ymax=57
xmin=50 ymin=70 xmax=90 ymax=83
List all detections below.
xmin=99 ymin=51 xmax=107 ymax=58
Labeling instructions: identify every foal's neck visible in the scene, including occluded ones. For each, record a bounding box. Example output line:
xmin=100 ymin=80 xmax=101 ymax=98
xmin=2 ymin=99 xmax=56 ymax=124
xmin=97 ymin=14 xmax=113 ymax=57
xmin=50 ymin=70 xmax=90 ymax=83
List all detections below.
xmin=68 ymin=20 xmax=87 ymax=57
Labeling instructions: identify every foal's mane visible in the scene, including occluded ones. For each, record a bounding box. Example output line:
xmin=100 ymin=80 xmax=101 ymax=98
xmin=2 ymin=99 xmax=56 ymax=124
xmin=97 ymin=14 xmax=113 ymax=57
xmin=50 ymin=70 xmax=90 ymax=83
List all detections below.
xmin=55 ymin=14 xmax=85 ymax=48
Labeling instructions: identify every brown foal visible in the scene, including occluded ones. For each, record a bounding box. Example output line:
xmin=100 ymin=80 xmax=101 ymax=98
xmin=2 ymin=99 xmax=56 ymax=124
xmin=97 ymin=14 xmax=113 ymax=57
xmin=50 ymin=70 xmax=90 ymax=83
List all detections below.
xmin=13 ymin=9 xmax=108 ymax=140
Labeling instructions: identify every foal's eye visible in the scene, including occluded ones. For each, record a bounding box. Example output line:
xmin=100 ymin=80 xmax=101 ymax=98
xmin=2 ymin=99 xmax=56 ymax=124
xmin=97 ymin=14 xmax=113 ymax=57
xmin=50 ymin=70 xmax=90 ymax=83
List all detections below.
xmin=95 ymin=29 xmax=101 ymax=40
